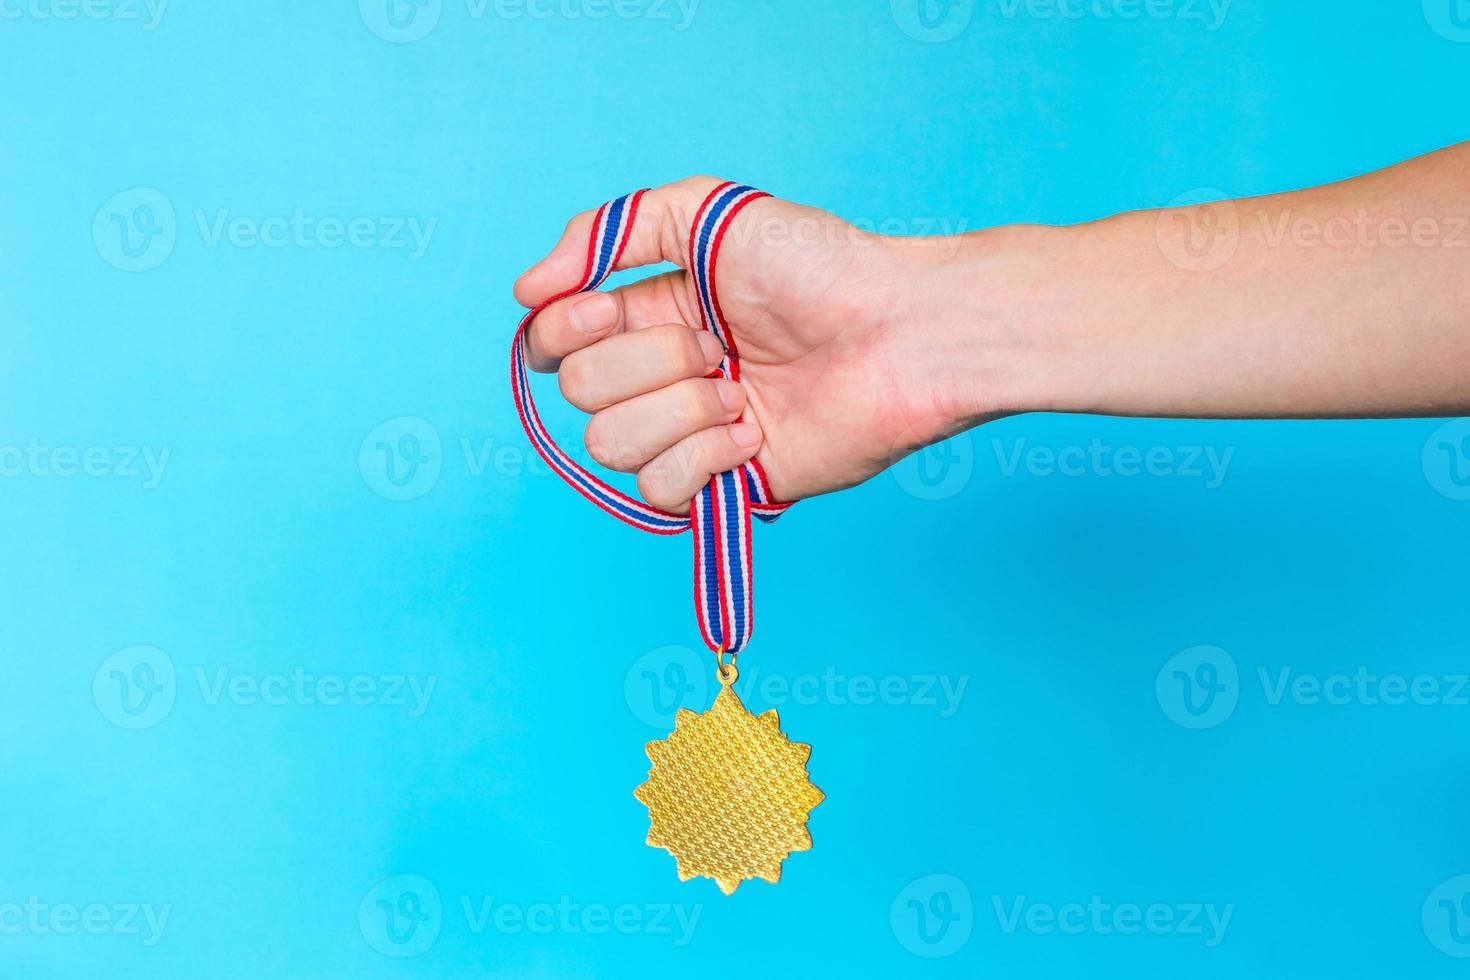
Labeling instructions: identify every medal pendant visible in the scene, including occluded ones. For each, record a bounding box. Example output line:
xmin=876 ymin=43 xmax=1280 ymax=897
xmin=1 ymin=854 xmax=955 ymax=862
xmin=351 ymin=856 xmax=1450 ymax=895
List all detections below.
xmin=634 ymin=661 xmax=823 ymax=894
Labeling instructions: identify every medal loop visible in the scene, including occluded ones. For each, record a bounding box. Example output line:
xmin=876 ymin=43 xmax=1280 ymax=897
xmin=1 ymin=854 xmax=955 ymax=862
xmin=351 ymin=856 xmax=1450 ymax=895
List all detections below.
xmin=715 ymin=646 xmax=739 ymax=685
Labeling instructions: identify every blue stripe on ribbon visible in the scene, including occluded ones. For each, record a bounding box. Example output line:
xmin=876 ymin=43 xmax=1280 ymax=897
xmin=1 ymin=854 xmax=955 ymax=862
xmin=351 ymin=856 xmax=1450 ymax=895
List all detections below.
xmin=589 ymin=194 xmax=627 ymax=286
xmin=696 ymin=484 xmax=723 ymax=647
xmin=691 ymin=184 xmax=753 ymax=340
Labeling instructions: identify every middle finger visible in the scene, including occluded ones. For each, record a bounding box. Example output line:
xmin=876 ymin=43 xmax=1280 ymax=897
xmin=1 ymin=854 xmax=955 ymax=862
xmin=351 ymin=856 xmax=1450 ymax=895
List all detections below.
xmin=584 ymin=376 xmax=747 ymax=472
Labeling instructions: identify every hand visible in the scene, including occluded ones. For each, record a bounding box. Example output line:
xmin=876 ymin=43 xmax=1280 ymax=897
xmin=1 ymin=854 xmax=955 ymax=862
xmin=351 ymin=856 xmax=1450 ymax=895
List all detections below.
xmin=514 ymin=176 xmax=1002 ymax=511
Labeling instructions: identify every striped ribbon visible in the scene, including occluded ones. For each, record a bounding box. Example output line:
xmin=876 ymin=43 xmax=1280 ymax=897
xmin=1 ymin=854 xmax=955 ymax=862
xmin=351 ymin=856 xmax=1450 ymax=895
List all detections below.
xmin=511 ymin=182 xmax=792 ymax=654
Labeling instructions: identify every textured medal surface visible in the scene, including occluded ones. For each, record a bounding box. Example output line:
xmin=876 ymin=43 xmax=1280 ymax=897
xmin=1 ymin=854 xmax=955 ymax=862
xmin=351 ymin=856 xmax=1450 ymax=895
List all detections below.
xmin=634 ymin=676 xmax=823 ymax=894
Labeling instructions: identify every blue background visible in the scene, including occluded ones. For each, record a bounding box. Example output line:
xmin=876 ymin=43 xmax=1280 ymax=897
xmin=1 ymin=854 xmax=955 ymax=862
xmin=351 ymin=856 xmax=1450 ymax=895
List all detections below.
xmin=3 ymin=0 xmax=1470 ymax=976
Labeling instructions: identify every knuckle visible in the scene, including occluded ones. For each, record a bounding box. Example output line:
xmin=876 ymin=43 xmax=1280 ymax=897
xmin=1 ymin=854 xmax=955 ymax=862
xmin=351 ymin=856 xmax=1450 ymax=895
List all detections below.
xmin=667 ymin=439 xmax=705 ymax=488
xmin=522 ymin=323 xmax=554 ymax=373
xmin=665 ymin=326 xmax=707 ymax=376
xmin=557 ymin=353 xmax=596 ymax=409
xmin=583 ymin=416 xmax=616 ymax=468
xmin=637 ymin=467 xmax=673 ymax=509
xmin=666 ymin=178 xmax=725 ymax=257
xmin=690 ymin=430 xmax=721 ymax=471
xmin=671 ymin=379 xmax=718 ymax=425
xmin=592 ymin=416 xmax=651 ymax=472
xmin=585 ymin=416 xmax=643 ymax=472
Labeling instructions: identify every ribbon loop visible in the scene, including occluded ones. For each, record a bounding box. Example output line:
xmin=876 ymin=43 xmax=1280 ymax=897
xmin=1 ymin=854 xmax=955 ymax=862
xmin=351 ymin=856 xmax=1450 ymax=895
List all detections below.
xmin=511 ymin=182 xmax=791 ymax=654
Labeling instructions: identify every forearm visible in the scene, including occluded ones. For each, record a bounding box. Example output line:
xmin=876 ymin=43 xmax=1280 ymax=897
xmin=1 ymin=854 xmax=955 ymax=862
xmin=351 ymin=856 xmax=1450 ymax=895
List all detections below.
xmin=926 ymin=142 xmax=1470 ymax=422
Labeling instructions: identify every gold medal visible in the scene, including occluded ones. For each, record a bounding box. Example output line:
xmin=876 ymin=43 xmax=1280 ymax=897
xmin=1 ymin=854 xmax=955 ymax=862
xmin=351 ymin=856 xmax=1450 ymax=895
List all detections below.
xmin=634 ymin=654 xmax=823 ymax=894
xmin=508 ymin=185 xmax=813 ymax=889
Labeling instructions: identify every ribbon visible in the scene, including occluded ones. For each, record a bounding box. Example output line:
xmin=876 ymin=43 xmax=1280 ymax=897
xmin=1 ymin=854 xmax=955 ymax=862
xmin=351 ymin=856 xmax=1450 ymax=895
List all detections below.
xmin=511 ymin=182 xmax=791 ymax=654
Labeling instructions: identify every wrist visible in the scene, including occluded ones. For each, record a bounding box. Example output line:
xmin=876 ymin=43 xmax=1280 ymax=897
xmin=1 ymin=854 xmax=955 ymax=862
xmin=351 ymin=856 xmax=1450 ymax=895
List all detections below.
xmin=881 ymin=221 xmax=1086 ymax=428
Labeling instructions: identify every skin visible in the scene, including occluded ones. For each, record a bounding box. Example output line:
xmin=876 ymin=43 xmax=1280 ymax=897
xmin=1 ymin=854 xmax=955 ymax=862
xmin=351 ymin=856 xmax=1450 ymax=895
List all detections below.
xmin=515 ymin=142 xmax=1470 ymax=512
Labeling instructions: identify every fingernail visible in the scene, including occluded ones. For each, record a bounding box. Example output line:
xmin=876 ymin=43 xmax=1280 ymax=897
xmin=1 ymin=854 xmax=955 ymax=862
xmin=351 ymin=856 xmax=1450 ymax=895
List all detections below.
xmin=570 ymin=293 xmax=617 ymax=334
xmin=729 ymin=423 xmax=761 ymax=449
xmin=715 ymin=380 xmax=745 ymax=414
xmin=696 ymin=331 xmax=724 ymax=366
